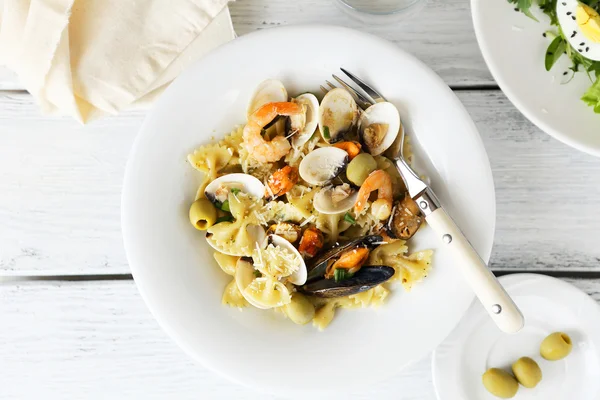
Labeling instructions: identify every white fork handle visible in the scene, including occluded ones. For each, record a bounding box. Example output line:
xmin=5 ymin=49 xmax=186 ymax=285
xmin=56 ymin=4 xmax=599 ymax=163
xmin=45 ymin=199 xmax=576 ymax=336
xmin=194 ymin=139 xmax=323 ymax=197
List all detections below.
xmin=426 ymin=208 xmax=524 ymax=333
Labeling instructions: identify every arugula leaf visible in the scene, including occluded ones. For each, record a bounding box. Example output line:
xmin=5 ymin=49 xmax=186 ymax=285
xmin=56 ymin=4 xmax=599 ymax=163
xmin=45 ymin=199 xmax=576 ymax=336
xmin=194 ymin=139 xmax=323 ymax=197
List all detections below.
xmin=545 ymin=36 xmax=566 ymax=71
xmin=323 ymin=126 xmax=330 ymax=140
xmin=582 ymin=77 xmax=600 ymax=113
xmin=518 ymin=0 xmax=539 ymax=21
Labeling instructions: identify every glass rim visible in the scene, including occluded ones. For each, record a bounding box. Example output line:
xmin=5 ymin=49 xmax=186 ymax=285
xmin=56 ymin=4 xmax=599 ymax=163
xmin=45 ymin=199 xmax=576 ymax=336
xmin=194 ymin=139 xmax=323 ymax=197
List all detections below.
xmin=334 ymin=0 xmax=423 ymax=16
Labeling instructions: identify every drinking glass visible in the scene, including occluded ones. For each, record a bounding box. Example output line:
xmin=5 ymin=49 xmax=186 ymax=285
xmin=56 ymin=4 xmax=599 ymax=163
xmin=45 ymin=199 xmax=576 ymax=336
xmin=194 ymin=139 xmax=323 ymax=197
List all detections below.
xmin=334 ymin=0 xmax=426 ymax=23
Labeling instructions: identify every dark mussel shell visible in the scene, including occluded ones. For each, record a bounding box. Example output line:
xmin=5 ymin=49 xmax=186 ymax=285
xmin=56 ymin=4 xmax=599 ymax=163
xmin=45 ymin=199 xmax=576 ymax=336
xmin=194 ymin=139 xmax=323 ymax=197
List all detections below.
xmin=306 ymin=235 xmax=383 ymax=283
xmin=300 ymin=266 xmax=394 ymax=298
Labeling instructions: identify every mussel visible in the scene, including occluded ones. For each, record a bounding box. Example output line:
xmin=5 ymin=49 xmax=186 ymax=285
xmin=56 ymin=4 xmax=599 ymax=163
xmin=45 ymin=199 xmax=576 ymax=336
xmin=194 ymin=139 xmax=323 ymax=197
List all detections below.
xmin=300 ymin=266 xmax=394 ymax=298
xmin=305 ymin=235 xmax=384 ymax=283
xmin=386 ymin=194 xmax=423 ymax=240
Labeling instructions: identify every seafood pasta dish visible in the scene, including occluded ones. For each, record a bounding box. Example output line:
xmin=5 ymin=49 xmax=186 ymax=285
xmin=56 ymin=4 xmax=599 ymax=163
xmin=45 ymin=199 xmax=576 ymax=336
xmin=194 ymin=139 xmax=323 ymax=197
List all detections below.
xmin=186 ymin=79 xmax=433 ymax=330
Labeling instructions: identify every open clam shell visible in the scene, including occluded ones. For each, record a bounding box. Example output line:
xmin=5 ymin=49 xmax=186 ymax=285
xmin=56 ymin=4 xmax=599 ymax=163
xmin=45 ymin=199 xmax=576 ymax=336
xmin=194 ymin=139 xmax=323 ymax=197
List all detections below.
xmin=269 ymin=234 xmax=307 ymax=286
xmin=358 ymin=102 xmax=400 ymax=156
xmin=318 ymin=88 xmax=358 ymax=143
xmin=300 ymin=266 xmax=394 ymax=298
xmin=247 ymin=79 xmax=288 ymax=118
xmin=290 ymin=93 xmax=319 ymax=148
xmin=298 ymin=147 xmax=348 ymax=186
xmin=313 ymin=185 xmax=358 ymax=215
xmin=204 ymin=173 xmax=265 ymax=206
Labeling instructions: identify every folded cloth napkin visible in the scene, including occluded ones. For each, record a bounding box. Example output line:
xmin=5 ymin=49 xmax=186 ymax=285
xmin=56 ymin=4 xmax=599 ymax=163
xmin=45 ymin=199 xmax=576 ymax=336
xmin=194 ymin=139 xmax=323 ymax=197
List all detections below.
xmin=0 ymin=0 xmax=235 ymax=123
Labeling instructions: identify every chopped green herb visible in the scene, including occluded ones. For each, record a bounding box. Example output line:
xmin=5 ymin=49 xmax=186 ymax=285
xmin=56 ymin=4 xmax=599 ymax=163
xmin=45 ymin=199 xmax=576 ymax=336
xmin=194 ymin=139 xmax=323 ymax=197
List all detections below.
xmin=253 ymin=270 xmax=262 ymax=278
xmin=323 ymin=126 xmax=330 ymax=140
xmin=215 ymin=215 xmax=234 ymax=224
xmin=230 ymin=188 xmax=241 ymax=195
xmin=334 ymin=268 xmax=354 ymax=282
xmin=344 ymin=212 xmax=356 ymax=225
xmin=545 ymin=36 xmax=566 ymax=71
xmin=220 ymin=200 xmax=230 ymax=212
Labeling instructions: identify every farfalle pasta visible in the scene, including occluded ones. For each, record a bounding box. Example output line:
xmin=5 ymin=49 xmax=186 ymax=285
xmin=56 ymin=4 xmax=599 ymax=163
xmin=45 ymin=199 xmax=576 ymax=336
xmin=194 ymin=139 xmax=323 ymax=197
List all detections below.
xmin=186 ymin=79 xmax=433 ymax=330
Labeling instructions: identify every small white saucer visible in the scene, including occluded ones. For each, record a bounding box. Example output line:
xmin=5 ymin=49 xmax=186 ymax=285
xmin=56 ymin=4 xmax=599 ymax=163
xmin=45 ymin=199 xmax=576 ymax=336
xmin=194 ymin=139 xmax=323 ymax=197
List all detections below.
xmin=432 ymin=274 xmax=600 ymax=400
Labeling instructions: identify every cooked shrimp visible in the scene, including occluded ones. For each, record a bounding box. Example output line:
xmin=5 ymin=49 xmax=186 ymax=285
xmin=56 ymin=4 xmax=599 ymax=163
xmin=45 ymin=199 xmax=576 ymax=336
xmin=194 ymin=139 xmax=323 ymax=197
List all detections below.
xmin=325 ymin=247 xmax=370 ymax=279
xmin=243 ymin=102 xmax=304 ymax=163
xmin=333 ymin=141 xmax=362 ymax=160
xmin=298 ymin=227 xmax=324 ymax=258
xmin=266 ymin=166 xmax=299 ymax=199
xmin=354 ymin=169 xmax=393 ymax=220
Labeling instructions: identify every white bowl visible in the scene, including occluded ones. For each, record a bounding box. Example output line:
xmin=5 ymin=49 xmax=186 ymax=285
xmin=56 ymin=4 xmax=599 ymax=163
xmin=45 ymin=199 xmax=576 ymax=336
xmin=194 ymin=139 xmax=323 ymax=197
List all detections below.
xmin=472 ymin=0 xmax=600 ymax=157
xmin=122 ymin=25 xmax=496 ymax=395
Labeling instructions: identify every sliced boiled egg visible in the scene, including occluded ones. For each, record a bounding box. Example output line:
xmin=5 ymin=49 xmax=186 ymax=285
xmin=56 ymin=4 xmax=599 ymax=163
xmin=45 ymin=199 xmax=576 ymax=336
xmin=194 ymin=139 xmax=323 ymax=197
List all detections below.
xmin=557 ymin=1 xmax=600 ymax=61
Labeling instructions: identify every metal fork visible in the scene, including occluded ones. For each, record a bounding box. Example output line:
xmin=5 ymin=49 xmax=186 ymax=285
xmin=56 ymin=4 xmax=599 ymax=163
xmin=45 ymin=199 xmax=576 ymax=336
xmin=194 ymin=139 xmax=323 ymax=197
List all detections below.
xmin=325 ymin=68 xmax=524 ymax=334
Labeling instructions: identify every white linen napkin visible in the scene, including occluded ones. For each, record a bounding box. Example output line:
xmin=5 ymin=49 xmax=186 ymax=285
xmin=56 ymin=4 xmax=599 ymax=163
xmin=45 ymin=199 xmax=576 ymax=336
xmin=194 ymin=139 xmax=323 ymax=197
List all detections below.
xmin=0 ymin=0 xmax=235 ymax=123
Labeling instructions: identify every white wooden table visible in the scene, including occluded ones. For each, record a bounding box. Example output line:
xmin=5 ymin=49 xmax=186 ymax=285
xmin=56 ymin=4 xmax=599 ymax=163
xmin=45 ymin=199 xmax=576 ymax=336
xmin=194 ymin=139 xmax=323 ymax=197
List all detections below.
xmin=1 ymin=1 xmax=599 ymax=399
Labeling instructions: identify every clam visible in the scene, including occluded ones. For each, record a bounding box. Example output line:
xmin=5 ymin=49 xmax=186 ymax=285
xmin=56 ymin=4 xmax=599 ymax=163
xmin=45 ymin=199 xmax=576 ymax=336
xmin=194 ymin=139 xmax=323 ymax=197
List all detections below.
xmin=358 ymin=102 xmax=400 ymax=156
xmin=313 ymin=184 xmax=358 ymax=215
xmin=300 ymin=266 xmax=394 ymax=298
xmin=266 ymin=222 xmax=302 ymax=244
xmin=299 ymin=147 xmax=348 ymax=186
xmin=318 ymin=88 xmax=358 ymax=143
xmin=290 ymin=93 xmax=319 ymax=148
xmin=269 ymin=234 xmax=307 ymax=285
xmin=247 ymin=79 xmax=288 ymax=118
xmin=204 ymin=173 xmax=265 ymax=206
xmin=306 ymin=235 xmax=383 ymax=283
xmin=206 ymin=224 xmax=266 ymax=257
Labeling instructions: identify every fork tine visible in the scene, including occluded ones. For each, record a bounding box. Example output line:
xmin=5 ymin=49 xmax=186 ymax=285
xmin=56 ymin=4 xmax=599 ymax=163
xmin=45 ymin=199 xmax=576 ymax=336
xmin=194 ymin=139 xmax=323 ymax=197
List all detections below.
xmin=332 ymin=74 xmax=374 ymax=109
xmin=340 ymin=68 xmax=387 ymax=103
xmin=325 ymin=80 xmax=337 ymax=90
xmin=320 ymin=85 xmax=330 ymax=95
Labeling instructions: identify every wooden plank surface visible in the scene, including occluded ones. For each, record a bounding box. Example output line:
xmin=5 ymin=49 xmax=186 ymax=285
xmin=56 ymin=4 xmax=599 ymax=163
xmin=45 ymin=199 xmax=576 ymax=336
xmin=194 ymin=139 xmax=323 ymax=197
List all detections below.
xmin=0 ymin=277 xmax=597 ymax=400
xmin=0 ymin=0 xmax=492 ymax=91
xmin=0 ymin=91 xmax=599 ymax=275
xmin=0 ymin=279 xmax=435 ymax=400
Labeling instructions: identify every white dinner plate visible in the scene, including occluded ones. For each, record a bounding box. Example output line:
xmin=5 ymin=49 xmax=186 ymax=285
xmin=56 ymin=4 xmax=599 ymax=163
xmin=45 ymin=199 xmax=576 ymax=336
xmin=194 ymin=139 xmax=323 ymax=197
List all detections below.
xmin=472 ymin=0 xmax=600 ymax=157
xmin=122 ymin=25 xmax=496 ymax=395
xmin=432 ymin=273 xmax=600 ymax=400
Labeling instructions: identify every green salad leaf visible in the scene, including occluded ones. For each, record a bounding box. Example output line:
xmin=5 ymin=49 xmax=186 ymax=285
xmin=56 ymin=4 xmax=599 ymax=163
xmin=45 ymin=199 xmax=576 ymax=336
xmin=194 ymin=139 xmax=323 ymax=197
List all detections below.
xmin=582 ymin=77 xmax=600 ymax=113
xmin=509 ymin=0 xmax=538 ymax=21
xmin=509 ymin=0 xmax=600 ymax=113
xmin=545 ymin=36 xmax=566 ymax=71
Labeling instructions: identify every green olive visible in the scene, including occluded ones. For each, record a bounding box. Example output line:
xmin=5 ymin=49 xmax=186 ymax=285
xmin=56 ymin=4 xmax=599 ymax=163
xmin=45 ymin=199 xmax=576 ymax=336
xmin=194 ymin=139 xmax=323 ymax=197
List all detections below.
xmin=540 ymin=332 xmax=572 ymax=361
xmin=512 ymin=357 xmax=542 ymax=388
xmin=482 ymin=368 xmax=519 ymax=399
xmin=189 ymin=198 xmax=218 ymax=230
xmin=283 ymin=292 xmax=315 ymax=325
xmin=346 ymin=153 xmax=377 ymax=186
